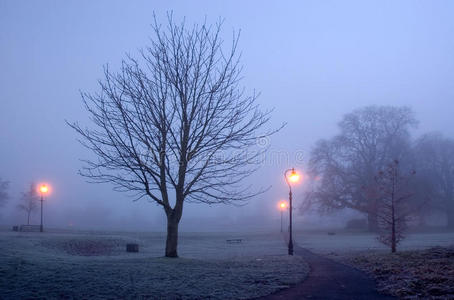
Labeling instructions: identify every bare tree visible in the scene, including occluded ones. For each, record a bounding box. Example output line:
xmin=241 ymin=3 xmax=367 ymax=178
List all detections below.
xmin=0 ymin=177 xmax=9 ymax=209
xmin=307 ymin=106 xmax=417 ymax=231
xmin=68 ymin=15 xmax=278 ymax=257
xmin=17 ymin=183 xmax=39 ymax=225
xmin=413 ymin=133 xmax=454 ymax=228
xmin=373 ymin=160 xmax=415 ymax=253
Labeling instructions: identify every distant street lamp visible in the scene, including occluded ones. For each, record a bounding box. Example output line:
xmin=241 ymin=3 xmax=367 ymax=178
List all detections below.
xmin=39 ymin=184 xmax=49 ymax=232
xmin=278 ymin=201 xmax=287 ymax=233
xmin=284 ymin=168 xmax=300 ymax=255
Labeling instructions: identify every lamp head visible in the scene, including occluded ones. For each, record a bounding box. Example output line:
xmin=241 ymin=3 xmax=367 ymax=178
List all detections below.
xmin=288 ymin=168 xmax=300 ymax=183
xmin=39 ymin=184 xmax=49 ymax=194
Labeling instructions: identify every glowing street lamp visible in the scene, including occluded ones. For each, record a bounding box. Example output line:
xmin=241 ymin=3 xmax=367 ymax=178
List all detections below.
xmin=288 ymin=171 xmax=300 ymax=183
xmin=278 ymin=201 xmax=288 ymax=233
xmin=38 ymin=184 xmax=49 ymax=232
xmin=284 ymin=168 xmax=300 ymax=255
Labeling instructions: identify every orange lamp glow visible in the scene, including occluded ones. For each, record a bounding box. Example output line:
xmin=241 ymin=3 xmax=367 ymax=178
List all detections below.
xmin=39 ymin=184 xmax=49 ymax=194
xmin=288 ymin=169 xmax=300 ymax=183
xmin=279 ymin=201 xmax=287 ymax=210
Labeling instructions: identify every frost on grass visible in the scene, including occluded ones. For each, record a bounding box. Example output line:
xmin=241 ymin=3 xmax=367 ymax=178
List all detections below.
xmin=344 ymin=247 xmax=454 ymax=299
xmin=295 ymin=231 xmax=454 ymax=255
xmin=295 ymin=231 xmax=454 ymax=298
xmin=40 ymin=237 xmax=125 ymax=256
xmin=0 ymin=231 xmax=308 ymax=299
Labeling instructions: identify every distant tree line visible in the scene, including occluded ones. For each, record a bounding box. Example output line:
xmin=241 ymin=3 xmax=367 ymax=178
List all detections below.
xmin=304 ymin=106 xmax=454 ymax=239
xmin=17 ymin=183 xmax=39 ymax=225
xmin=0 ymin=178 xmax=40 ymax=225
xmin=0 ymin=177 xmax=9 ymax=211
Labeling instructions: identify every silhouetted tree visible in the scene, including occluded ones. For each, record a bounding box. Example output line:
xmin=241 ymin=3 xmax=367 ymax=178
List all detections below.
xmin=373 ymin=160 xmax=415 ymax=253
xmin=413 ymin=133 xmax=454 ymax=229
xmin=68 ymin=15 xmax=278 ymax=257
xmin=307 ymin=106 xmax=417 ymax=231
xmin=17 ymin=183 xmax=39 ymax=225
xmin=0 ymin=177 xmax=9 ymax=209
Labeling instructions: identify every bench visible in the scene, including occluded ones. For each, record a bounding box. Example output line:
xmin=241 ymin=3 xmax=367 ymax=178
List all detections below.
xmin=19 ymin=225 xmax=41 ymax=232
xmin=126 ymin=243 xmax=139 ymax=252
xmin=226 ymin=239 xmax=242 ymax=244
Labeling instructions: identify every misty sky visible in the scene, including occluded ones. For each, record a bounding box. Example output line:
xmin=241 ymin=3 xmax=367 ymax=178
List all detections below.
xmin=1 ymin=0 xmax=454 ymax=231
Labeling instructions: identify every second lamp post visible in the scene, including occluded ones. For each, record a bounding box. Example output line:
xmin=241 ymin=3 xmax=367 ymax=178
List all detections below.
xmin=39 ymin=184 xmax=49 ymax=232
xmin=284 ymin=168 xmax=300 ymax=255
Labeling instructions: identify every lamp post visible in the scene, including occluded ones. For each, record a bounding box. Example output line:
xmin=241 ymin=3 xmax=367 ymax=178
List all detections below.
xmin=278 ymin=201 xmax=287 ymax=233
xmin=39 ymin=184 xmax=48 ymax=232
xmin=284 ymin=168 xmax=300 ymax=255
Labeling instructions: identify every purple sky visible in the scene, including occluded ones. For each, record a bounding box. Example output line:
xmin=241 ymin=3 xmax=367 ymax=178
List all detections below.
xmin=1 ymin=0 xmax=454 ymax=231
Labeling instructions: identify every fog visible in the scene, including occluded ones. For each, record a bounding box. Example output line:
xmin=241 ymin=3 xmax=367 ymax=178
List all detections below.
xmin=1 ymin=0 xmax=454 ymax=232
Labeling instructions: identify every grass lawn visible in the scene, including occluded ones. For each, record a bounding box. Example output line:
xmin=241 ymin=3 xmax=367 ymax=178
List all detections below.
xmin=345 ymin=247 xmax=454 ymax=299
xmin=295 ymin=230 xmax=454 ymax=254
xmin=0 ymin=229 xmax=308 ymax=299
xmin=295 ymin=230 xmax=454 ymax=299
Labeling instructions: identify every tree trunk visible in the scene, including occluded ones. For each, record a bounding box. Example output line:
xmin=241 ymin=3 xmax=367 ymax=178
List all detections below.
xmin=164 ymin=189 xmax=184 ymax=257
xmin=367 ymin=212 xmax=378 ymax=232
xmin=27 ymin=212 xmax=30 ymax=225
xmin=165 ymin=215 xmax=180 ymax=257
xmin=391 ymin=213 xmax=396 ymax=253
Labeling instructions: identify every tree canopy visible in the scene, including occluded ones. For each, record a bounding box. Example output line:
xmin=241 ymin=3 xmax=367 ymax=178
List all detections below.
xmin=69 ymin=15 xmax=277 ymax=257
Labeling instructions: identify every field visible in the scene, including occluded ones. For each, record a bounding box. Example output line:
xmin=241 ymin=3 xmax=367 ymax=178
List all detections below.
xmin=2 ymin=228 xmax=454 ymax=299
xmin=295 ymin=230 xmax=454 ymax=255
xmin=346 ymin=247 xmax=454 ymax=299
xmin=0 ymin=229 xmax=308 ymax=299
xmin=295 ymin=230 xmax=454 ymax=299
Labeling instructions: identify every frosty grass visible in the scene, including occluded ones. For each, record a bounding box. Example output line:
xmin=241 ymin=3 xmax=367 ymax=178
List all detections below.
xmin=0 ymin=230 xmax=309 ymax=299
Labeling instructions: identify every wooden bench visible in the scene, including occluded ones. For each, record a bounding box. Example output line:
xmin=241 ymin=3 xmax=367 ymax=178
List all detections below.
xmin=226 ymin=239 xmax=243 ymax=244
xmin=19 ymin=225 xmax=41 ymax=232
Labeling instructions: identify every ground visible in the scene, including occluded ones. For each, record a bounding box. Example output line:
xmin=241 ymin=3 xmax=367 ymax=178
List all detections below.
xmin=295 ymin=230 xmax=454 ymax=299
xmin=0 ymin=229 xmax=308 ymax=299
xmin=336 ymin=247 xmax=454 ymax=299
xmin=2 ymin=228 xmax=454 ymax=299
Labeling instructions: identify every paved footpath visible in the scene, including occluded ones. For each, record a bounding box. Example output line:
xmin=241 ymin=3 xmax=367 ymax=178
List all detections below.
xmin=258 ymin=245 xmax=396 ymax=300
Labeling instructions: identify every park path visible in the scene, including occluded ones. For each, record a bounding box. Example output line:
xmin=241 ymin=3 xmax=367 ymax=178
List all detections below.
xmin=258 ymin=244 xmax=396 ymax=300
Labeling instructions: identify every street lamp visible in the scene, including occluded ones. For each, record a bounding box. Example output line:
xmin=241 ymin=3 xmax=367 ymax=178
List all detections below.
xmin=278 ymin=201 xmax=287 ymax=233
xmin=38 ymin=184 xmax=49 ymax=232
xmin=284 ymin=168 xmax=300 ymax=255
